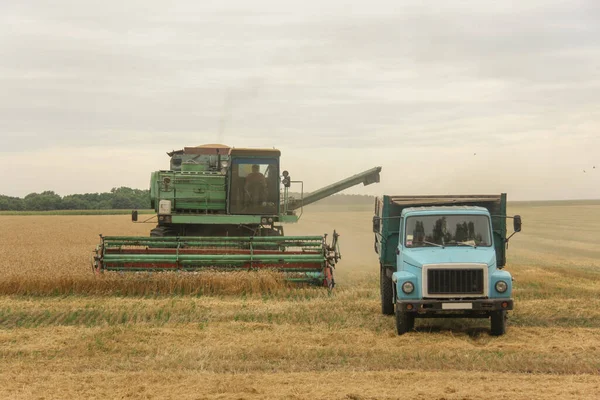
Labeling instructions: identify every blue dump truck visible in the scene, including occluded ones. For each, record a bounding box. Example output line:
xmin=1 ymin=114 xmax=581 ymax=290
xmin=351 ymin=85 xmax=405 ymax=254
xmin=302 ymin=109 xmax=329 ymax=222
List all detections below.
xmin=373 ymin=194 xmax=521 ymax=336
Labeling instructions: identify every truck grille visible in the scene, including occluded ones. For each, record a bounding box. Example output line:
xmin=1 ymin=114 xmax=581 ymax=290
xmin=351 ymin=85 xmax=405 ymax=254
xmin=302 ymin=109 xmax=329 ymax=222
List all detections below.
xmin=427 ymin=268 xmax=484 ymax=295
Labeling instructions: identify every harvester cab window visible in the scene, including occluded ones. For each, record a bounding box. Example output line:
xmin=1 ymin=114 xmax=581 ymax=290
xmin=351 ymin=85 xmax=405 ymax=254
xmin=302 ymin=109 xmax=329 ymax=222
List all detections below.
xmin=229 ymin=159 xmax=279 ymax=215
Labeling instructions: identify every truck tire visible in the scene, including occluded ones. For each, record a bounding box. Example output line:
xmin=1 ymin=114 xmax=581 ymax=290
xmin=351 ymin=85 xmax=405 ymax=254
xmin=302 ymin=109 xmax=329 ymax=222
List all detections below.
xmin=380 ymin=265 xmax=394 ymax=315
xmin=395 ymin=305 xmax=415 ymax=335
xmin=490 ymin=310 xmax=507 ymax=336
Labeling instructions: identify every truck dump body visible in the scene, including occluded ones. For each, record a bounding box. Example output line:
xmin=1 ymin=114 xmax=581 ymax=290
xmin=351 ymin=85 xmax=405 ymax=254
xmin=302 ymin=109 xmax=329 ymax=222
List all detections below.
xmin=375 ymin=194 xmax=507 ymax=268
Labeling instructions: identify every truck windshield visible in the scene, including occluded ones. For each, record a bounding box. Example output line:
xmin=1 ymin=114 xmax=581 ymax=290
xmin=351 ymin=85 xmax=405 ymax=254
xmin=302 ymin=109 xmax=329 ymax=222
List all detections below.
xmin=405 ymin=215 xmax=492 ymax=248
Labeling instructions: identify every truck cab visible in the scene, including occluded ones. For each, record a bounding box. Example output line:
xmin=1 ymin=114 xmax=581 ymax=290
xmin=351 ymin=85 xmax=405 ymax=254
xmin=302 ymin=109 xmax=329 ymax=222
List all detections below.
xmin=374 ymin=195 xmax=521 ymax=336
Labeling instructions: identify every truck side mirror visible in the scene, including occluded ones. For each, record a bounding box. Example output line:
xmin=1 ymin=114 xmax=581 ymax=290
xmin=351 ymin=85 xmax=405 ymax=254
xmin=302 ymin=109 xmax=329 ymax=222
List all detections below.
xmin=513 ymin=215 xmax=522 ymax=232
xmin=372 ymin=216 xmax=381 ymax=233
xmin=132 ymin=210 xmax=138 ymax=222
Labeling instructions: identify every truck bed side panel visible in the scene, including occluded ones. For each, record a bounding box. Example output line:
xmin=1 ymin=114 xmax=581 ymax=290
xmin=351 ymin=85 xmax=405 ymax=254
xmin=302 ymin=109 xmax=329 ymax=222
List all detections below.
xmin=376 ymin=195 xmax=402 ymax=268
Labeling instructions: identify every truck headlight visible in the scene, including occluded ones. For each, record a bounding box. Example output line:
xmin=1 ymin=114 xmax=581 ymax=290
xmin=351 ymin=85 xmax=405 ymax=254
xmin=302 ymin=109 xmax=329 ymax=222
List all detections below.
xmin=402 ymin=281 xmax=414 ymax=294
xmin=495 ymin=280 xmax=508 ymax=293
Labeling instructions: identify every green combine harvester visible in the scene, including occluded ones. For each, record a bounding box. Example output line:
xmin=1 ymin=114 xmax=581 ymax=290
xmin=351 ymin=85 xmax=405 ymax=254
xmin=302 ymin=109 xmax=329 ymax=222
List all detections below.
xmin=93 ymin=144 xmax=381 ymax=287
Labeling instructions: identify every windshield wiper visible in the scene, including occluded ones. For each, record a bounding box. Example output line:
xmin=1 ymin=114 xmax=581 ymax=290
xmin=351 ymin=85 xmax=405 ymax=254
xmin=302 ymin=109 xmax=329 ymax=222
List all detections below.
xmin=419 ymin=240 xmax=444 ymax=248
xmin=447 ymin=241 xmax=477 ymax=248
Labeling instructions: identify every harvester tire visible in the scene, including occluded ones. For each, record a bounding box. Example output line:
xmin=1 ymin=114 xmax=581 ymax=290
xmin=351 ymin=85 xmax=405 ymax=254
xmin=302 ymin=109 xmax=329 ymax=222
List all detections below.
xmin=258 ymin=227 xmax=283 ymax=237
xmin=395 ymin=306 xmax=415 ymax=335
xmin=150 ymin=226 xmax=176 ymax=237
xmin=380 ymin=265 xmax=394 ymax=315
xmin=490 ymin=310 xmax=507 ymax=336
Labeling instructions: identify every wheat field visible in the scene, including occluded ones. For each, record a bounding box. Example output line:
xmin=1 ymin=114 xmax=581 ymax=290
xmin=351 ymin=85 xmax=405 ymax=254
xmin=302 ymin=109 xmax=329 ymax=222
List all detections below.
xmin=1 ymin=202 xmax=599 ymax=399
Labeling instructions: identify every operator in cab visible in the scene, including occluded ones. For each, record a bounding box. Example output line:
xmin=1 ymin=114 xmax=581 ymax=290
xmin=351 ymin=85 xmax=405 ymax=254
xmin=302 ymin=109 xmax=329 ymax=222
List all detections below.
xmin=244 ymin=164 xmax=267 ymax=205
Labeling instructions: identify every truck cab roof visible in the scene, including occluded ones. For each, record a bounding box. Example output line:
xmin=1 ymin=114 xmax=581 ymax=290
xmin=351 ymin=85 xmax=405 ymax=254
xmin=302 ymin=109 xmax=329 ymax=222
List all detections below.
xmin=401 ymin=206 xmax=491 ymax=217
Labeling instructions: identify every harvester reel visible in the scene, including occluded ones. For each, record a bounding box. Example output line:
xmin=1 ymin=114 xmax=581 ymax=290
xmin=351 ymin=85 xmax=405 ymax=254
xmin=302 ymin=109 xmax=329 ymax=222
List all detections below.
xmin=91 ymin=233 xmax=341 ymax=288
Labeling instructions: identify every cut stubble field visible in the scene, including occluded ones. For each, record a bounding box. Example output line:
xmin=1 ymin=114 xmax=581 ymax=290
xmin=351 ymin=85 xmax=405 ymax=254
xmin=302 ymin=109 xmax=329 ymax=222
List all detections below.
xmin=1 ymin=202 xmax=600 ymax=399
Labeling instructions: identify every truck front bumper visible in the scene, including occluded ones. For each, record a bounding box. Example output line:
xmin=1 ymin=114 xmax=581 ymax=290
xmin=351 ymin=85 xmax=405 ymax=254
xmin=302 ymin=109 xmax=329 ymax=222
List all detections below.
xmin=396 ymin=298 xmax=513 ymax=316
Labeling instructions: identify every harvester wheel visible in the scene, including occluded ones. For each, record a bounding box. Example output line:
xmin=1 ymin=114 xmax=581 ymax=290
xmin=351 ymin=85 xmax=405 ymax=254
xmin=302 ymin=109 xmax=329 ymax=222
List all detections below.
xmin=490 ymin=310 xmax=507 ymax=336
xmin=395 ymin=305 xmax=415 ymax=335
xmin=150 ymin=226 xmax=177 ymax=237
xmin=258 ymin=227 xmax=283 ymax=237
xmin=380 ymin=265 xmax=394 ymax=315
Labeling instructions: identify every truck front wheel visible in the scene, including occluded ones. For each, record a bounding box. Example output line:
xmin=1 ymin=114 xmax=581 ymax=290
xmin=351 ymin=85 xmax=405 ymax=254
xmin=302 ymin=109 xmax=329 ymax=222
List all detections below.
xmin=490 ymin=310 xmax=507 ymax=336
xmin=380 ymin=265 xmax=394 ymax=315
xmin=395 ymin=305 xmax=415 ymax=335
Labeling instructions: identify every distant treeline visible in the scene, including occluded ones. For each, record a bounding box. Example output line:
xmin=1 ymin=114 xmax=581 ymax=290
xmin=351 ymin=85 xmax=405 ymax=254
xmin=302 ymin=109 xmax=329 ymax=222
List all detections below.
xmin=0 ymin=188 xmax=375 ymax=211
xmin=0 ymin=187 xmax=151 ymax=211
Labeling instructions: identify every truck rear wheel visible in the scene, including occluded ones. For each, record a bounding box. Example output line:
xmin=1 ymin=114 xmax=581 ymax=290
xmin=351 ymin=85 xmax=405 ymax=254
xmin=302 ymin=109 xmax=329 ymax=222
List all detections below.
xmin=380 ymin=265 xmax=394 ymax=315
xmin=395 ymin=305 xmax=415 ymax=335
xmin=490 ymin=310 xmax=507 ymax=336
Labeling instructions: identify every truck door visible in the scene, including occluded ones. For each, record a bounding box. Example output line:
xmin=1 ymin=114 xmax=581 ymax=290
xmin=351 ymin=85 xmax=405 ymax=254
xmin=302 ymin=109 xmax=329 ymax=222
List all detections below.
xmin=396 ymin=217 xmax=404 ymax=271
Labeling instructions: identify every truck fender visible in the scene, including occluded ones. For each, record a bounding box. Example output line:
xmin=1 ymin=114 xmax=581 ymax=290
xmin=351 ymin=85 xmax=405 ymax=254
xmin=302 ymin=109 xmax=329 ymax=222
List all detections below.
xmin=490 ymin=270 xmax=513 ymax=297
xmin=392 ymin=271 xmax=419 ymax=301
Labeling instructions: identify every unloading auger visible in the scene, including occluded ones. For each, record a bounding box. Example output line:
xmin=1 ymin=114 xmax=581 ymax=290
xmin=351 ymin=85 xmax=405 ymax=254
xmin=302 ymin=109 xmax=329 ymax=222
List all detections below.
xmin=93 ymin=144 xmax=380 ymax=287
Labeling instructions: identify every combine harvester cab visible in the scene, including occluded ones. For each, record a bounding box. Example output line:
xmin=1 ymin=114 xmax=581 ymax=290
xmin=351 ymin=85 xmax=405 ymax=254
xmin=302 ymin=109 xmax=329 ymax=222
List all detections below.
xmin=93 ymin=144 xmax=381 ymax=288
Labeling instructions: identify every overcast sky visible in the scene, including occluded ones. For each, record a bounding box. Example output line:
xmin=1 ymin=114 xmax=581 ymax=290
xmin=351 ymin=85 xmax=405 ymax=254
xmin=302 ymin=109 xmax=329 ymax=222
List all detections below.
xmin=1 ymin=0 xmax=599 ymax=200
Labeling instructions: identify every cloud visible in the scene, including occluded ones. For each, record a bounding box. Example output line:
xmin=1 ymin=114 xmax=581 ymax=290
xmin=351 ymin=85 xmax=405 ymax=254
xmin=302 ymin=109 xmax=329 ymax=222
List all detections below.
xmin=0 ymin=0 xmax=599 ymax=199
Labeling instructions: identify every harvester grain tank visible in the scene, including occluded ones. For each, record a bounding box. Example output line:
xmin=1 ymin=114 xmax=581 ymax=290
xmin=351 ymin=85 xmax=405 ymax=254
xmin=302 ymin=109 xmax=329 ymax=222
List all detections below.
xmin=373 ymin=194 xmax=521 ymax=335
xmin=93 ymin=144 xmax=382 ymax=287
